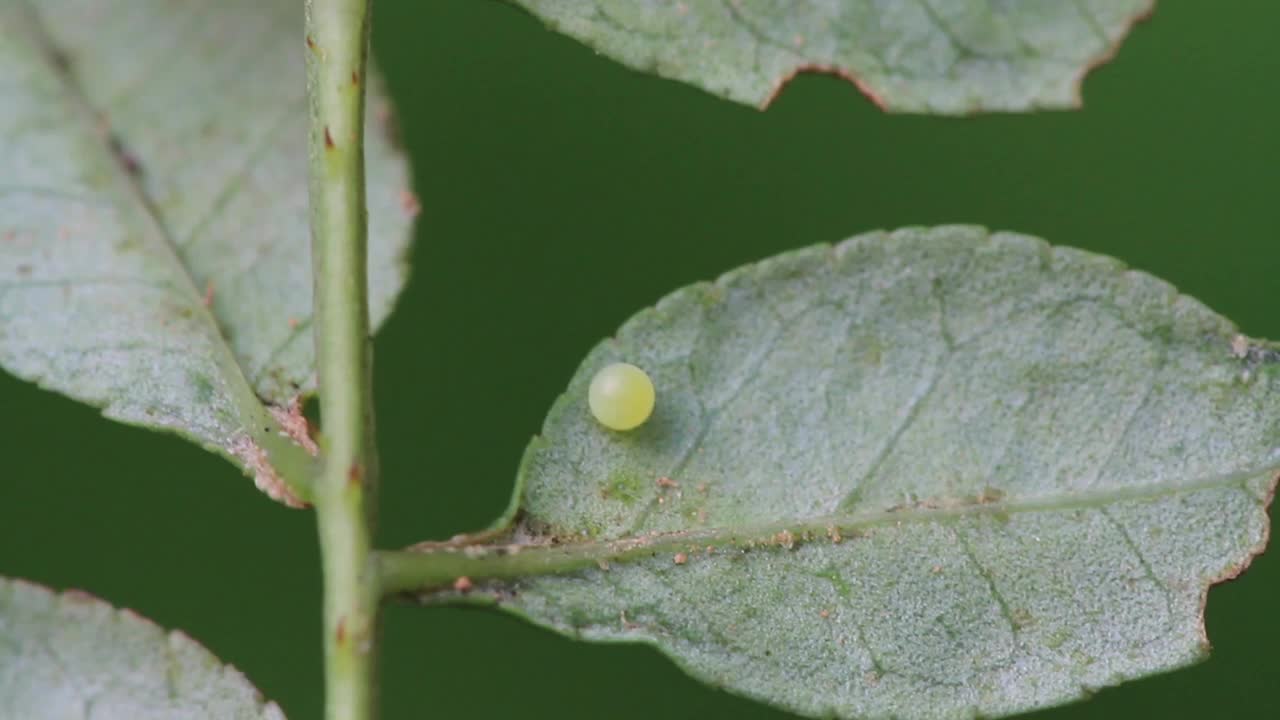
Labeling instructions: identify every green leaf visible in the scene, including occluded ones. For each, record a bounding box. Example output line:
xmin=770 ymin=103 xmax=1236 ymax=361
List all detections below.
xmin=0 ymin=577 xmax=286 ymax=719
xmin=452 ymin=228 xmax=1279 ymax=719
xmin=507 ymin=0 xmax=1153 ymax=114
xmin=0 ymin=0 xmax=415 ymax=506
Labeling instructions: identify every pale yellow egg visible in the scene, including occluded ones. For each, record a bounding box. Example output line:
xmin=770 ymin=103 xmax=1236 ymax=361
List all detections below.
xmin=588 ymin=362 xmax=655 ymax=431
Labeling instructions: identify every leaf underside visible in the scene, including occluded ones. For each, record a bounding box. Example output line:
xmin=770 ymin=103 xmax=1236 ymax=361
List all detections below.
xmin=0 ymin=0 xmax=415 ymax=505
xmin=508 ymin=0 xmax=1155 ymax=114
xmin=430 ymin=227 xmax=1279 ymax=720
xmin=0 ymin=577 xmax=285 ymax=719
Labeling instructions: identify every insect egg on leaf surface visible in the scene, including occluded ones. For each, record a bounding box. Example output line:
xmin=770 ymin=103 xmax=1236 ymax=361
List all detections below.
xmin=588 ymin=362 xmax=655 ymax=431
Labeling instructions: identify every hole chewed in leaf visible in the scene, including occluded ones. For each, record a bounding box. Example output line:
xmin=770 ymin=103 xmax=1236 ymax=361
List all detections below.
xmin=510 ymin=0 xmax=1157 ymax=114
xmin=760 ymin=63 xmax=886 ymax=111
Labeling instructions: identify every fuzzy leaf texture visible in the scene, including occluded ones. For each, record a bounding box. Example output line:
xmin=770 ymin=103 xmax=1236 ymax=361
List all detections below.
xmin=426 ymin=227 xmax=1280 ymax=720
xmin=0 ymin=577 xmax=285 ymax=719
xmin=508 ymin=0 xmax=1154 ymax=114
xmin=0 ymin=0 xmax=415 ymax=506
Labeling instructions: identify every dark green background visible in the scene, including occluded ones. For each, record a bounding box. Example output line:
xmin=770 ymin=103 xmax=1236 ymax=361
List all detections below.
xmin=3 ymin=1 xmax=1279 ymax=718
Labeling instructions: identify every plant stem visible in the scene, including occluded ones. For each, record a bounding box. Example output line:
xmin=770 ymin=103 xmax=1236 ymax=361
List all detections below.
xmin=305 ymin=1 xmax=380 ymax=719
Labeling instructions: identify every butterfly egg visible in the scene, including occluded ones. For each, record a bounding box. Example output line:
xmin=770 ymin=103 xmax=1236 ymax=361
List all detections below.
xmin=588 ymin=362 xmax=655 ymax=431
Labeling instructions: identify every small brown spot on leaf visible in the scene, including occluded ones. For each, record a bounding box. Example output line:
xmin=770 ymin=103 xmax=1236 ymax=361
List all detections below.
xmin=978 ymin=486 xmax=1006 ymax=504
xmin=230 ymin=435 xmax=308 ymax=508
xmin=202 ymin=280 xmax=215 ymax=308
xmin=335 ymin=617 xmax=347 ymax=644
xmin=347 ymin=463 xmax=363 ymax=487
xmin=673 ymin=552 xmax=688 ymax=565
xmin=48 ymin=47 xmax=71 ymax=73
xmin=376 ymin=100 xmax=403 ymax=149
xmin=1232 ymin=334 xmax=1249 ymax=359
xmin=351 ymin=71 xmax=360 ymax=86
xmin=819 ymin=609 xmax=830 ymax=619
xmin=63 ymin=589 xmax=97 ymax=605
xmin=269 ymin=396 xmax=319 ymax=456
xmin=453 ymin=576 xmax=473 ymax=592
xmin=107 ymin=133 xmax=143 ymax=177
xmin=306 ymin=35 xmax=316 ymax=50
xmin=827 ymin=526 xmax=843 ymax=544
xmin=656 ymin=476 xmax=678 ymax=488
xmin=398 ymin=189 xmax=421 ymax=217
xmin=324 ymin=126 xmax=335 ymax=149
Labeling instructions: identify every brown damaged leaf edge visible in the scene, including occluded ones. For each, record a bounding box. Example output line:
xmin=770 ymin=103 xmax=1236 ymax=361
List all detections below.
xmin=1062 ymin=0 xmax=1158 ymax=110
xmin=759 ymin=0 xmax=1158 ymax=113
xmin=507 ymin=0 xmax=1156 ymax=115
xmin=1191 ymin=470 xmax=1279 ymax=653
xmin=759 ymin=63 xmax=887 ymax=112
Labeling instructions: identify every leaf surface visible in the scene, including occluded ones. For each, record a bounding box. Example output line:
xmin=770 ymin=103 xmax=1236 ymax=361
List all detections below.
xmin=0 ymin=577 xmax=285 ymax=719
xmin=435 ymin=227 xmax=1279 ymax=720
xmin=0 ymin=0 xmax=415 ymax=504
xmin=508 ymin=0 xmax=1154 ymax=114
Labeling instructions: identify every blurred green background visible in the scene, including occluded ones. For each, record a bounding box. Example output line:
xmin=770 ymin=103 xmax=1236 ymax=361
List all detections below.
xmin=3 ymin=0 xmax=1279 ymax=718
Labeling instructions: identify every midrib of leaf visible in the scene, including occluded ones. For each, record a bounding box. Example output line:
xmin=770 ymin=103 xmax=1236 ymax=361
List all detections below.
xmin=383 ymin=460 xmax=1280 ymax=594
xmin=13 ymin=1 xmax=316 ymax=502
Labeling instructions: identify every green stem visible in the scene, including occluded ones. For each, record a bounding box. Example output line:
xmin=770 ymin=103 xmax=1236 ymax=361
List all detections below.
xmin=305 ymin=1 xmax=379 ymax=719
